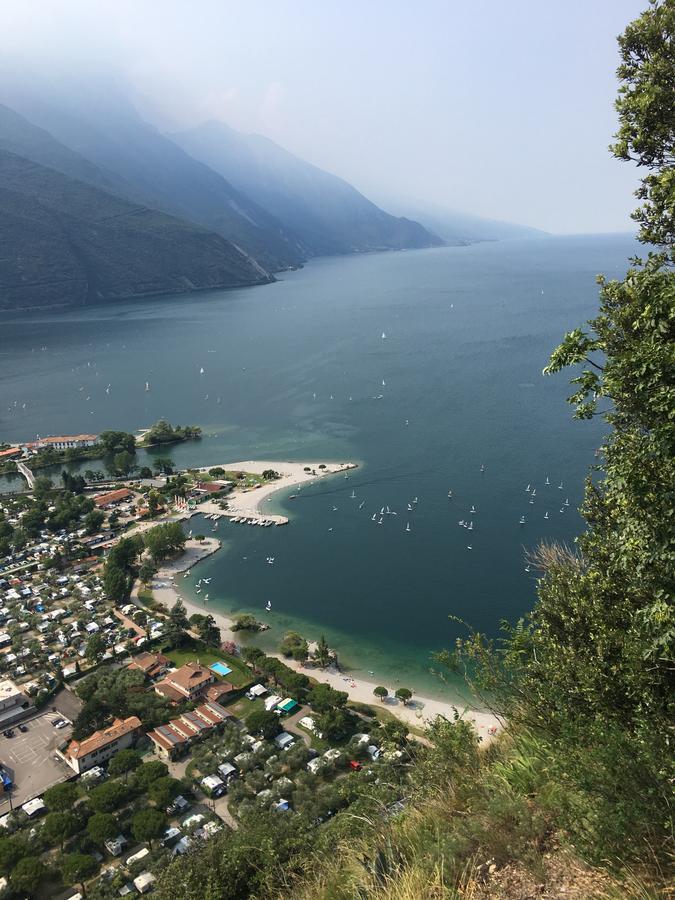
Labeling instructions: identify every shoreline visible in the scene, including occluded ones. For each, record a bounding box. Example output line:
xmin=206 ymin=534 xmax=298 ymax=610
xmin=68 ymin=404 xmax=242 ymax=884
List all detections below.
xmin=193 ymin=459 xmax=358 ymax=524
xmin=150 ymin=539 xmax=502 ymax=741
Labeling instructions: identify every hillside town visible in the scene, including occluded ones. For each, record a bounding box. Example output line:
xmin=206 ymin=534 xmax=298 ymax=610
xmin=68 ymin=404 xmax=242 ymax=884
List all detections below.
xmin=0 ymin=432 xmax=408 ymax=898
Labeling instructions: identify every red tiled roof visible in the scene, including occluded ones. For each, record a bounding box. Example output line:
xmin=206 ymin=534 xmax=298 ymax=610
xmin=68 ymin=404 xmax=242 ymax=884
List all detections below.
xmin=94 ymin=488 xmax=133 ymax=507
xmin=205 ymin=683 xmax=235 ymax=702
xmin=159 ymin=661 xmax=214 ymax=696
xmin=154 ymin=682 xmax=185 ymax=703
xmin=195 ymin=482 xmax=226 ymax=493
xmin=66 ymin=716 xmax=141 ymax=760
xmin=128 ymin=651 xmax=170 ymax=677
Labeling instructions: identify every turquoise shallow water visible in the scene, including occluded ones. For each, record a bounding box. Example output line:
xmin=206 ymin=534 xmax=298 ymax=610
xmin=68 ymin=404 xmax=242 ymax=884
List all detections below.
xmin=0 ymin=235 xmax=635 ymax=698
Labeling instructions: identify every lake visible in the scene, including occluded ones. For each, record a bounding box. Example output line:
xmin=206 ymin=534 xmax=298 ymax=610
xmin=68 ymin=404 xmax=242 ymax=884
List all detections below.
xmin=0 ymin=234 xmax=635 ymax=698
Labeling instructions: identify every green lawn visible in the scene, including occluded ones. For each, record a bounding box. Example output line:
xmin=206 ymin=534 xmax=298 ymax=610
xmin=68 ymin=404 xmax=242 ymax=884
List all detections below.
xmin=163 ymin=640 xmax=253 ymax=687
xmin=295 ymin=721 xmax=331 ymax=753
xmin=227 ymin=695 xmax=265 ymax=720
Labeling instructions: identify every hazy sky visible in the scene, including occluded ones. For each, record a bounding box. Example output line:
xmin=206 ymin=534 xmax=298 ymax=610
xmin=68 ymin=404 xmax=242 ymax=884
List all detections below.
xmin=0 ymin=0 xmax=647 ymax=233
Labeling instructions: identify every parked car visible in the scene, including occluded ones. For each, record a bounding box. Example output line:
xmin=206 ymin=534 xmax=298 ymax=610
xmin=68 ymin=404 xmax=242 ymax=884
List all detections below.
xmin=18 ymin=724 xmax=28 ymax=733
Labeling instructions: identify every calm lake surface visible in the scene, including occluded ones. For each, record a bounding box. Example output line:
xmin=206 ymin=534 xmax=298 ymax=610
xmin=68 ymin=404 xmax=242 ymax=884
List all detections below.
xmin=0 ymin=235 xmax=635 ymax=698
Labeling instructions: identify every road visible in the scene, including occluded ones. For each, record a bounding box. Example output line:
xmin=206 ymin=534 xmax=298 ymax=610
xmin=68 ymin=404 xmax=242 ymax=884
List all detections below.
xmin=167 ymin=756 xmax=239 ymax=831
xmin=282 ymin=708 xmax=312 ymax=746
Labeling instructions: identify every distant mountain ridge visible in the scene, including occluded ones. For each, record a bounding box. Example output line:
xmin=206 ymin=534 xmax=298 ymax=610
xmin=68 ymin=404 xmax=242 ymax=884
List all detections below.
xmin=0 ymin=149 xmax=271 ymax=310
xmin=0 ymin=89 xmax=540 ymax=314
xmin=377 ymin=196 xmax=547 ymax=243
xmin=170 ymin=120 xmax=444 ymax=257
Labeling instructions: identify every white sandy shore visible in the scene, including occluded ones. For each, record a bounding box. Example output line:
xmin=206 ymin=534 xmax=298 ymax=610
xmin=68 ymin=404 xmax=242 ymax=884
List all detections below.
xmin=196 ymin=459 xmax=357 ymax=523
xmin=149 ymin=539 xmax=501 ymax=741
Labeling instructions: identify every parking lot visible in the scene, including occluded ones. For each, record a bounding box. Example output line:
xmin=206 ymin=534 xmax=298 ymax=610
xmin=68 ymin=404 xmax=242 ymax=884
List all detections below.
xmin=0 ymin=711 xmax=74 ymax=809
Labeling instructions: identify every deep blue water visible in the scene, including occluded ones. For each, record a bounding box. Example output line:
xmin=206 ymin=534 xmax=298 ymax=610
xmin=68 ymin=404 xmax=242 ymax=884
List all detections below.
xmin=0 ymin=235 xmax=635 ymax=696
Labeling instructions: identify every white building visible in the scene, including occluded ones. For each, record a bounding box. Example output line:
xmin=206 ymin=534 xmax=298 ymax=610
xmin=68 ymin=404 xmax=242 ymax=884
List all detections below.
xmin=24 ymin=434 xmax=98 ymax=451
xmin=63 ymin=716 xmax=141 ymax=774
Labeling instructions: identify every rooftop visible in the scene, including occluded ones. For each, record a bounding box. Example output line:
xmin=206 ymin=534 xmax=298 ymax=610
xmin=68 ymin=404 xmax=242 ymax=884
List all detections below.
xmin=127 ymin=651 xmax=170 ymax=676
xmin=94 ymin=488 xmax=133 ymax=507
xmin=160 ymin=661 xmax=214 ymax=694
xmin=66 ymin=715 xmax=141 ymax=760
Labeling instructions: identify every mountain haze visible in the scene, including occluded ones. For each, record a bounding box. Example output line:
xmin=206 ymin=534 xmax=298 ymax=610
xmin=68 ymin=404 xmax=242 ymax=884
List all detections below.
xmin=2 ymin=93 xmax=306 ymax=273
xmin=171 ymin=120 xmax=444 ymax=257
xmin=0 ymin=149 xmax=271 ymax=311
xmin=376 ymin=196 xmax=548 ymax=244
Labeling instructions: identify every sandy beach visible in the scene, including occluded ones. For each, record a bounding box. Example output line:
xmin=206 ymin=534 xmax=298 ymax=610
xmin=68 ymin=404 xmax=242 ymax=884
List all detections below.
xmin=149 ymin=538 xmax=501 ymax=741
xmin=196 ymin=459 xmax=357 ymax=523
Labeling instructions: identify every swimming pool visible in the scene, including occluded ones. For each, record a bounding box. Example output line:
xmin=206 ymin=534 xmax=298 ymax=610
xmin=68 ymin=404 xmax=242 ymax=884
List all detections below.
xmin=210 ymin=662 xmax=232 ymax=677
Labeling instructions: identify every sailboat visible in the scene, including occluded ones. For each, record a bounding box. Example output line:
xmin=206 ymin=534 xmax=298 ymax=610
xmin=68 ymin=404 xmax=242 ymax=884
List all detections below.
xmin=447 ymin=490 xmax=453 ymax=498
xmin=378 ymin=517 xmax=383 ymax=525
xmin=266 ymin=600 xmax=272 ymax=611
xmin=564 ymin=498 xmax=570 ymax=506
xmin=545 ymin=476 xmax=550 ymax=485
xmin=358 ymin=500 xmax=365 ymax=509
xmin=544 ymin=512 xmax=549 ymax=520
xmin=382 ymin=379 xmax=386 ymax=386
xmin=558 ymin=482 xmax=564 ymax=489
xmin=382 ymin=332 xmax=386 ymax=340
xmin=371 ymin=513 xmax=377 ymax=521
xmin=470 ymin=505 xmax=476 ymax=514
xmin=519 ymin=516 xmax=525 ymax=525
xmin=145 ymin=382 xmax=150 ymax=392
xmin=525 ymin=484 xmax=531 ymax=492
xmin=405 ymin=522 xmax=411 ymax=532
xmin=467 ymin=544 xmax=473 ymax=551
xmin=200 ymin=367 xmax=205 ymax=375
xmin=350 ymin=490 xmax=356 ymax=499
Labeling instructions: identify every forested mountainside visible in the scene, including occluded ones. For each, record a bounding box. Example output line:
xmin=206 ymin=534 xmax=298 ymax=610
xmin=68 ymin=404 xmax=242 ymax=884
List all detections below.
xmin=0 ymin=149 xmax=271 ymax=311
xmin=151 ymin=4 xmax=673 ymax=897
xmin=171 ymin=120 xmax=444 ymax=256
xmin=0 ymin=94 xmax=306 ymax=273
xmin=0 ymin=103 xmax=126 ymax=196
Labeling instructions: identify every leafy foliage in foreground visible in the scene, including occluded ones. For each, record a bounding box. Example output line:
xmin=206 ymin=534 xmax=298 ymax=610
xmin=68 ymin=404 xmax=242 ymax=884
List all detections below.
xmin=155 ymin=4 xmax=673 ymax=897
